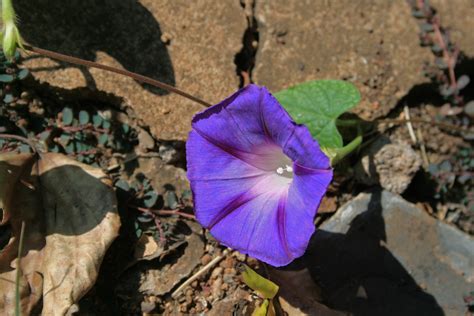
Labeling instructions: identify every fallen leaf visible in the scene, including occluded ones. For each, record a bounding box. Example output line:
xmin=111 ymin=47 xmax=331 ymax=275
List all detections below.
xmin=268 ymin=267 xmax=343 ymax=316
xmin=0 ymin=153 xmax=120 ymax=315
xmin=241 ymin=264 xmax=279 ymax=299
xmin=0 ymin=153 xmax=35 ymax=225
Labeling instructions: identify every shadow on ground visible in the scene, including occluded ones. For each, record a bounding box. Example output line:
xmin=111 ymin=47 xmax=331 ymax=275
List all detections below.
xmin=14 ymin=0 xmax=175 ymax=95
xmin=299 ymin=190 xmax=444 ymax=316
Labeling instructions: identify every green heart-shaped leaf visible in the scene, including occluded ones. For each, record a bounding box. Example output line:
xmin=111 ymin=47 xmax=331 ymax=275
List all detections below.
xmin=275 ymin=80 xmax=360 ymax=149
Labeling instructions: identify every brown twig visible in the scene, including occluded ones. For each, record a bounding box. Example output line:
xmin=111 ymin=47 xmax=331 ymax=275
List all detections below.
xmin=0 ymin=133 xmax=38 ymax=154
xmin=171 ymin=248 xmax=230 ymax=298
xmin=23 ymin=44 xmax=212 ymax=108
xmin=133 ymin=205 xmax=195 ymax=220
xmin=432 ymin=16 xmax=458 ymax=89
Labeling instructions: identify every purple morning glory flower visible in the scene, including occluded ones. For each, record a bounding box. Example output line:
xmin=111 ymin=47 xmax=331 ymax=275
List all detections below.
xmin=186 ymin=84 xmax=333 ymax=266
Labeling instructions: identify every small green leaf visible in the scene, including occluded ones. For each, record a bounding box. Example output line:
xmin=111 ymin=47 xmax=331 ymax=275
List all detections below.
xmin=252 ymin=299 xmax=269 ymax=316
xmin=98 ymin=133 xmax=108 ymax=145
xmin=275 ymin=80 xmax=360 ymax=149
xmin=165 ymin=191 xmax=179 ymax=209
xmin=0 ymin=74 xmax=14 ymax=82
xmin=115 ymin=179 xmax=130 ymax=191
xmin=144 ymin=191 xmax=158 ymax=208
xmin=60 ymin=133 xmax=71 ymax=145
xmin=3 ymin=94 xmax=14 ymax=103
xmin=19 ymin=144 xmax=31 ymax=153
xmin=121 ymin=123 xmax=130 ymax=134
xmin=17 ymin=69 xmax=29 ymax=80
xmin=79 ymin=110 xmax=90 ymax=125
xmin=65 ymin=142 xmax=75 ymax=154
xmin=241 ymin=264 xmax=279 ymax=299
xmin=38 ymin=130 xmax=51 ymax=141
xmin=92 ymin=114 xmax=103 ymax=127
xmin=62 ymin=107 xmax=74 ymax=126
xmin=102 ymin=120 xmax=111 ymax=130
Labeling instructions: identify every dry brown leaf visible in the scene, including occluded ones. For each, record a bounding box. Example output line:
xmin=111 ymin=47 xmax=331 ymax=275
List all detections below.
xmin=0 ymin=153 xmax=120 ymax=315
xmin=268 ymin=267 xmax=344 ymax=316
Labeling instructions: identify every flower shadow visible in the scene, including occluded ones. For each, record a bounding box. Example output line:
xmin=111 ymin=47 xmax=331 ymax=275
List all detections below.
xmin=295 ymin=190 xmax=444 ymax=315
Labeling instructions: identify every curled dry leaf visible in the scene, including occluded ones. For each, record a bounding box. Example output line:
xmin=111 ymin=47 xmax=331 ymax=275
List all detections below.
xmin=0 ymin=153 xmax=120 ymax=315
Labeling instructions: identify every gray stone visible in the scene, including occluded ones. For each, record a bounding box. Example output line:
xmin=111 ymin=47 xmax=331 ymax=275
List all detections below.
xmin=254 ymin=0 xmax=432 ymax=120
xmin=307 ymin=191 xmax=474 ymax=315
xmin=16 ymin=0 xmax=246 ymax=140
xmin=355 ymin=137 xmax=422 ymax=194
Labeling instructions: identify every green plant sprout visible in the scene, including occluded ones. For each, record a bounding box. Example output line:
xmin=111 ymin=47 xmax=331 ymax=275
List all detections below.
xmin=1 ymin=0 xmax=24 ymax=60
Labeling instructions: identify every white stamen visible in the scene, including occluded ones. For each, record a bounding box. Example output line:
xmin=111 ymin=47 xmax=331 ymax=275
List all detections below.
xmin=285 ymin=165 xmax=293 ymax=173
xmin=276 ymin=167 xmax=284 ymax=175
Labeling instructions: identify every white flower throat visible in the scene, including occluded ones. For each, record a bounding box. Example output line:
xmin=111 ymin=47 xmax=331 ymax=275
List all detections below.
xmin=276 ymin=164 xmax=293 ymax=175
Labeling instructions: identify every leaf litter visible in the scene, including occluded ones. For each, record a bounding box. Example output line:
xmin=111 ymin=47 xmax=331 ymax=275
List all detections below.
xmin=0 ymin=152 xmax=120 ymax=315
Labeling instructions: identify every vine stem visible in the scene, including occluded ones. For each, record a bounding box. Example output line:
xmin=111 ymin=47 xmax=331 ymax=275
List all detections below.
xmin=0 ymin=133 xmax=37 ymax=153
xmin=22 ymin=44 xmax=212 ymax=108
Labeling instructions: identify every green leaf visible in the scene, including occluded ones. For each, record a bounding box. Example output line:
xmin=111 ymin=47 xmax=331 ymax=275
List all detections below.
xmin=78 ymin=110 xmax=90 ymax=125
xmin=121 ymin=123 xmax=130 ymax=134
xmin=0 ymin=74 xmax=14 ymax=82
xmin=98 ymin=133 xmax=108 ymax=145
xmin=102 ymin=120 xmax=111 ymax=130
xmin=144 ymin=191 xmax=158 ymax=208
xmin=17 ymin=68 xmax=29 ymax=80
xmin=92 ymin=114 xmax=103 ymax=128
xmin=115 ymin=179 xmax=130 ymax=191
xmin=274 ymin=80 xmax=360 ymax=149
xmin=62 ymin=107 xmax=74 ymax=126
xmin=3 ymin=94 xmax=14 ymax=103
xmin=241 ymin=264 xmax=279 ymax=299
xmin=252 ymin=299 xmax=269 ymax=316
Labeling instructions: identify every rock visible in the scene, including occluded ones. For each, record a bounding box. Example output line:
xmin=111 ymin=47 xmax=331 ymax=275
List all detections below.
xmin=355 ymin=137 xmax=422 ymax=194
xmin=138 ymin=223 xmax=204 ymax=296
xmin=306 ymin=190 xmax=474 ymax=315
xmin=254 ymin=1 xmax=432 ymax=120
xmin=210 ymin=267 xmax=223 ymax=280
xmin=211 ymin=277 xmax=223 ymax=300
xmin=430 ymin=0 xmax=474 ymax=56
xmin=137 ymin=128 xmax=155 ymax=152
xmin=200 ymin=254 xmax=212 ymax=266
xmin=133 ymin=156 xmax=189 ymax=196
xmin=207 ymin=288 xmax=251 ymax=316
xmin=15 ymin=0 xmax=246 ymax=140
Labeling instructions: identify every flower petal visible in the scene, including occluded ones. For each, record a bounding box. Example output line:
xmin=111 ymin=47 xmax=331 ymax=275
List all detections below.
xmin=191 ymin=84 xmax=296 ymax=156
xmin=284 ymin=125 xmax=331 ymax=171
xmin=283 ymin=168 xmax=333 ymax=258
xmin=208 ymin=181 xmax=293 ymax=266
xmin=187 ymin=130 xmax=265 ymax=181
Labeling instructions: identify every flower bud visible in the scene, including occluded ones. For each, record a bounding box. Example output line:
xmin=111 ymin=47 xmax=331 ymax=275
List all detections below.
xmin=1 ymin=0 xmax=24 ymax=60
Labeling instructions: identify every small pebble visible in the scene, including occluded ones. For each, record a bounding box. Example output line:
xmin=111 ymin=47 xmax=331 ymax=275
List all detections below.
xmin=160 ymin=32 xmax=173 ymax=44
xmin=20 ymin=91 xmax=31 ymax=100
xmin=201 ymin=254 xmax=212 ymax=265
xmin=210 ymin=267 xmax=223 ymax=279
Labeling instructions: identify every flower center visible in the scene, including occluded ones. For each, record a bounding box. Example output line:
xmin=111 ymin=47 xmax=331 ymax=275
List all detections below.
xmin=276 ymin=164 xmax=293 ymax=178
